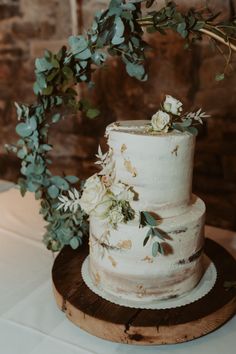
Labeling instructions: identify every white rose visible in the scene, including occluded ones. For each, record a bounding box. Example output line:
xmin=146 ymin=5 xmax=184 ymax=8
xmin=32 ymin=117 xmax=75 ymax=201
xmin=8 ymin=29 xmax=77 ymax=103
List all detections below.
xmin=110 ymin=182 xmax=134 ymax=201
xmin=108 ymin=206 xmax=124 ymax=226
xmin=163 ymin=95 xmax=183 ymax=116
xmin=151 ymin=110 xmax=171 ymax=132
xmin=80 ymin=174 xmax=106 ymax=214
xmin=91 ymin=194 xmax=113 ymax=218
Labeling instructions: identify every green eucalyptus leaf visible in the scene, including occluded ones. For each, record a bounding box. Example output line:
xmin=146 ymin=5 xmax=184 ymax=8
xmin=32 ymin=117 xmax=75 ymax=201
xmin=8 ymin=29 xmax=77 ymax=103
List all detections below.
xmin=108 ymin=6 xmax=122 ymax=16
xmin=126 ymin=62 xmax=146 ymax=80
xmin=194 ymin=21 xmax=205 ymax=30
xmin=52 ymin=113 xmax=61 ymax=123
xmin=42 ymin=86 xmax=53 ymax=95
xmin=180 ymin=119 xmax=192 ymax=127
xmin=142 ymin=211 xmax=157 ymax=227
xmin=143 ymin=228 xmax=152 ymax=246
xmin=172 ymin=122 xmax=185 ymax=132
xmin=131 ymin=36 xmax=140 ymax=48
xmin=62 ymin=66 xmax=74 ymax=79
xmin=80 ymin=74 xmax=88 ymax=82
xmin=50 ymin=176 xmax=70 ymax=190
xmin=215 ymin=73 xmax=225 ymax=81
xmin=44 ymin=49 xmax=52 ymax=59
xmin=79 ymin=61 xmax=88 ymax=69
xmin=152 ymin=241 xmax=159 ymax=257
xmin=86 ymin=108 xmax=100 ymax=119
xmin=112 ymin=16 xmax=125 ymax=45
xmin=18 ymin=178 xmax=27 ymax=197
xmin=17 ymin=148 xmax=27 ymax=159
xmin=35 ymin=57 xmax=54 ymax=73
xmin=177 ymin=22 xmax=188 ymax=38
xmin=35 ymin=189 xmax=43 ymax=200
xmin=92 ymin=51 xmax=107 ymax=65
xmin=121 ymin=2 xmax=136 ymax=11
xmin=112 ymin=36 xmax=125 ymax=45
xmin=28 ymin=181 xmax=40 ymax=193
xmin=122 ymin=11 xmax=133 ymax=20
xmin=32 ymin=162 xmax=45 ymax=175
xmin=74 ymin=48 xmax=92 ymax=60
xmin=158 ymin=242 xmax=165 ymax=255
xmin=36 ymin=74 xmax=47 ymax=89
xmin=55 ymin=96 xmax=63 ymax=106
xmin=69 ymin=237 xmax=80 ymax=249
xmin=16 ymin=117 xmax=37 ymax=138
xmin=186 ymin=126 xmax=199 ymax=135
xmin=47 ymin=69 xmax=59 ymax=82
xmin=69 ymin=35 xmax=88 ymax=54
xmin=51 ymin=57 xmax=60 ymax=68
xmin=41 ymin=144 xmax=52 ymax=152
xmin=65 ymin=175 xmax=79 ymax=184
xmin=48 ymin=185 xmax=60 ymax=199
xmin=153 ymin=228 xmax=167 ymax=241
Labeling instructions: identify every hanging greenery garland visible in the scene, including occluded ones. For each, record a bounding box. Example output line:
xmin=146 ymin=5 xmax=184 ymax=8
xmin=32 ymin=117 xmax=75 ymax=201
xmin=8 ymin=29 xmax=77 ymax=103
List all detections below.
xmin=6 ymin=0 xmax=236 ymax=252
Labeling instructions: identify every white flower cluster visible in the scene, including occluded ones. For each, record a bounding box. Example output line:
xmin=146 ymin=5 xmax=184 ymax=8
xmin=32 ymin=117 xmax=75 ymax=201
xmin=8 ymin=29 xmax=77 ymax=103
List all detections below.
xmin=79 ymin=174 xmax=135 ymax=228
xmin=150 ymin=95 xmax=209 ymax=133
xmin=57 ymin=146 xmax=135 ymax=229
xmin=151 ymin=95 xmax=183 ymax=133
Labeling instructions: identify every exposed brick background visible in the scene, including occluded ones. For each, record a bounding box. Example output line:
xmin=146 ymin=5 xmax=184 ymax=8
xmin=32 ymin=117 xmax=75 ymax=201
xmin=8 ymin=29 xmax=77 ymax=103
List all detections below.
xmin=0 ymin=0 xmax=236 ymax=230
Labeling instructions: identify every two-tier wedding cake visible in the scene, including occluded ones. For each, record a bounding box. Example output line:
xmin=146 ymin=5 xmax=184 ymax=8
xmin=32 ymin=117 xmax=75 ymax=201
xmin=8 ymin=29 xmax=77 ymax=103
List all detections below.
xmin=79 ymin=95 xmax=207 ymax=302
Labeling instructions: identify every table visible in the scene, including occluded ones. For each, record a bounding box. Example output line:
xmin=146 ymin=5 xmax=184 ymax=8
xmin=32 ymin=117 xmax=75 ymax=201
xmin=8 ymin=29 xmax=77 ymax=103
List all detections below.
xmin=0 ymin=180 xmax=235 ymax=354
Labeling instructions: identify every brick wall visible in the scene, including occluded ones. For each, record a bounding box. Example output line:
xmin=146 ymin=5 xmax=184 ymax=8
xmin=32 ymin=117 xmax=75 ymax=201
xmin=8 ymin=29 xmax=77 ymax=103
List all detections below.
xmin=0 ymin=0 xmax=236 ymax=230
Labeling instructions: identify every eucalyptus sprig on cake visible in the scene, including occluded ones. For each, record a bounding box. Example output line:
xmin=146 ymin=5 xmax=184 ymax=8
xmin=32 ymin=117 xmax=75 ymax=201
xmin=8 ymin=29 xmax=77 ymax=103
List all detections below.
xmin=139 ymin=211 xmax=171 ymax=257
xmin=6 ymin=0 xmax=236 ymax=252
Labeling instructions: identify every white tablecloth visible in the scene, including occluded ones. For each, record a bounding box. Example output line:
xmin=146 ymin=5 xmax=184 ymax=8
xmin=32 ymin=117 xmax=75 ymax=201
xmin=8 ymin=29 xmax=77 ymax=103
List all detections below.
xmin=0 ymin=180 xmax=235 ymax=354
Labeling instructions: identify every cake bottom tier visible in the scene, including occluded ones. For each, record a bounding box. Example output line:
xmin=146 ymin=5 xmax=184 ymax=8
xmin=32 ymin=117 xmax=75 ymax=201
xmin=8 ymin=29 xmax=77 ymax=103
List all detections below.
xmin=89 ymin=196 xmax=206 ymax=302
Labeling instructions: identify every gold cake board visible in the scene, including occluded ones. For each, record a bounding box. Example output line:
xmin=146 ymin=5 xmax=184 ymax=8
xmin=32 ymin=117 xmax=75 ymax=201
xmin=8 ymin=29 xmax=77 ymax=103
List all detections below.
xmin=52 ymin=238 xmax=236 ymax=345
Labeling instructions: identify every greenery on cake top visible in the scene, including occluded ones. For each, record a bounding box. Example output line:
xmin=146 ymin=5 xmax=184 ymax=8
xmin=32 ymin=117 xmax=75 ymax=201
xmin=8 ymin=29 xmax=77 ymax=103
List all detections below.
xmin=6 ymin=0 xmax=236 ymax=251
xmin=149 ymin=95 xmax=210 ymax=134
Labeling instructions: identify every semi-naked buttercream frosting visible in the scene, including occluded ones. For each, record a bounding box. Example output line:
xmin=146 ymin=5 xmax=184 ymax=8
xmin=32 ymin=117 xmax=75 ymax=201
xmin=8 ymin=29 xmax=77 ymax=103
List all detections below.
xmin=88 ymin=120 xmax=206 ymax=302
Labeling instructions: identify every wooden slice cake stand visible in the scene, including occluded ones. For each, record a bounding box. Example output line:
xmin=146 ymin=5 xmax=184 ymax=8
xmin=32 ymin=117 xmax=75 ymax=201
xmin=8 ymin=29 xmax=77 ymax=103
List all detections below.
xmin=52 ymin=238 xmax=236 ymax=345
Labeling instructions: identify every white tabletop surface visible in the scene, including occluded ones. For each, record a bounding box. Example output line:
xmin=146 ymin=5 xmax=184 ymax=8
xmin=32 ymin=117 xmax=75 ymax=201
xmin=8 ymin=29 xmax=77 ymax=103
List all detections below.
xmin=0 ymin=180 xmax=235 ymax=354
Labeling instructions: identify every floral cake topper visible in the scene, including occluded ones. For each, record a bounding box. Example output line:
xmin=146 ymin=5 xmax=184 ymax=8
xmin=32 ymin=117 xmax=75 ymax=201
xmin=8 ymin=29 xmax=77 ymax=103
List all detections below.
xmin=150 ymin=95 xmax=210 ymax=134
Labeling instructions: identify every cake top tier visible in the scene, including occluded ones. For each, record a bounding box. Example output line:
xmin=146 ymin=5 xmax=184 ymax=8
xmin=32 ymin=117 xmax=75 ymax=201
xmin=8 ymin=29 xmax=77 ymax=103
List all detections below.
xmin=106 ymin=120 xmax=191 ymax=137
xmin=106 ymin=120 xmax=196 ymax=218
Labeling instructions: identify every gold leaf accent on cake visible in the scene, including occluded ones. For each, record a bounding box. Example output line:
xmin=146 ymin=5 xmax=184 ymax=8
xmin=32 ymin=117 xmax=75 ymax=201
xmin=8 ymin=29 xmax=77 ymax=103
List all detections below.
xmin=90 ymin=231 xmax=111 ymax=258
xmin=116 ymin=240 xmax=132 ymax=249
xmin=124 ymin=159 xmax=137 ymax=177
xmin=121 ymin=144 xmax=127 ymax=153
xmin=171 ymin=145 xmax=179 ymax=156
xmin=108 ymin=255 xmax=117 ymax=267
xmin=93 ymin=272 xmax=101 ymax=286
xmin=137 ymin=285 xmax=147 ymax=298
xmin=141 ymin=256 xmax=154 ymax=263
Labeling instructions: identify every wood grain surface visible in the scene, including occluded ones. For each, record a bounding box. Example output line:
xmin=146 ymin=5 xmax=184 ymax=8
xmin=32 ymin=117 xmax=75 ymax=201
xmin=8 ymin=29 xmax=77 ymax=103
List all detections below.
xmin=52 ymin=238 xmax=236 ymax=345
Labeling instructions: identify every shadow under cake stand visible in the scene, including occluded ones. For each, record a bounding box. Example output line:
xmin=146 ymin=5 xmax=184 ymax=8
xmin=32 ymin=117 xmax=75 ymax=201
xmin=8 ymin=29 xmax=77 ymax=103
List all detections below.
xmin=52 ymin=238 xmax=236 ymax=345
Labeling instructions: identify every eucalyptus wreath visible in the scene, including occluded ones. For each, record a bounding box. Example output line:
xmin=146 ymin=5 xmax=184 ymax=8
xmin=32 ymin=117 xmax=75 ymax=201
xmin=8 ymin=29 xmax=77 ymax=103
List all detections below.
xmin=6 ymin=0 xmax=236 ymax=252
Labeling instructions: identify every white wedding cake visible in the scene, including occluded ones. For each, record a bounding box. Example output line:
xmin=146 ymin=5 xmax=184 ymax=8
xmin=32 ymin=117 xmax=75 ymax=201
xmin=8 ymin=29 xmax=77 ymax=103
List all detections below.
xmin=79 ymin=96 xmax=207 ymax=302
